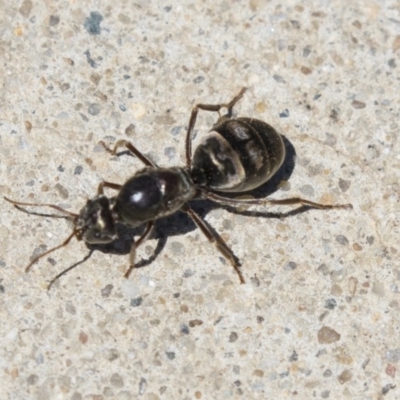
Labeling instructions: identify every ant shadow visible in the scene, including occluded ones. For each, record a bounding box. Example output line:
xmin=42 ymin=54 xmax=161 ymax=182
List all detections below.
xmin=87 ymin=135 xmax=313 ymax=270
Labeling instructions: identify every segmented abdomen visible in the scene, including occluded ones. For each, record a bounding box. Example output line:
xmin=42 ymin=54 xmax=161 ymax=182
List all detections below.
xmin=190 ymin=117 xmax=285 ymax=192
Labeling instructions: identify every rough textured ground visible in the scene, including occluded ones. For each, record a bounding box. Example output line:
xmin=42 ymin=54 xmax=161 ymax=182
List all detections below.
xmin=1 ymin=1 xmax=399 ymax=399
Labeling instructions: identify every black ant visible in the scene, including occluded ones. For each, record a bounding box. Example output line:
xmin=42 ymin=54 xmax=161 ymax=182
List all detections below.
xmin=4 ymin=88 xmax=352 ymax=289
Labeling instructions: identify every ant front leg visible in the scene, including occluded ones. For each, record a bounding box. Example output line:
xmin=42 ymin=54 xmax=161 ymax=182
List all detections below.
xmin=99 ymin=139 xmax=157 ymax=168
xmin=185 ymin=88 xmax=247 ymax=169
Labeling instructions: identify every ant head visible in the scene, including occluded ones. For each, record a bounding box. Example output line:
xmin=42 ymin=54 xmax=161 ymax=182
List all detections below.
xmin=76 ymin=195 xmax=118 ymax=244
xmin=4 ymin=195 xmax=118 ymax=289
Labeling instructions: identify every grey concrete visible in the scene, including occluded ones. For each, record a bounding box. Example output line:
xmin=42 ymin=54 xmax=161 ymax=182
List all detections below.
xmin=1 ymin=1 xmax=399 ymax=399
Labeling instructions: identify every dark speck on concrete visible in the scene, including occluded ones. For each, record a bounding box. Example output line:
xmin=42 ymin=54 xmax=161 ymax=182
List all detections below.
xmin=74 ymin=165 xmax=83 ymax=175
xmin=279 ymin=109 xmax=290 ymax=118
xmin=387 ymin=58 xmax=396 ymax=68
xmin=47 ymin=258 xmax=57 ymax=266
xmin=101 ymin=284 xmax=113 ymax=297
xmin=325 ymin=298 xmax=337 ymax=310
xmin=321 ymin=390 xmax=330 ymax=399
xmin=88 ymin=103 xmax=101 ymax=116
xmin=284 ymin=261 xmax=297 ymax=270
xmin=339 ymin=178 xmax=351 ymax=192
xmin=336 ymin=235 xmax=349 ymax=245
xmin=382 ymin=384 xmax=396 ymax=395
xmin=57 ymin=165 xmax=65 ymax=172
xmin=183 ymin=269 xmax=195 ymax=278
xmin=303 ymin=45 xmax=312 ymax=57
xmin=55 ymin=183 xmax=69 ymax=199
xmin=273 ymin=74 xmax=286 ymax=83
xmin=164 ymin=146 xmax=176 ymax=161
xmin=289 ymin=350 xmax=298 ymax=362
xmin=80 ymin=113 xmax=89 ymax=122
xmin=170 ymin=126 xmax=181 ymax=136
xmin=229 ymin=332 xmax=238 ymax=342
xmin=84 ymin=11 xmax=103 ymax=35
xmin=330 ymin=109 xmax=339 ymax=122
xmin=49 ymin=15 xmax=60 ymax=26
xmin=130 ymin=297 xmax=143 ymax=307
xmin=125 ymin=123 xmax=135 ymax=136
xmin=180 ymin=324 xmax=190 ymax=335
xmin=84 ymin=50 xmax=99 ymax=68
xmin=27 ymin=374 xmax=39 ymax=385
xmin=193 ymin=76 xmax=204 ymax=84
xmin=385 ymin=348 xmax=400 ymax=362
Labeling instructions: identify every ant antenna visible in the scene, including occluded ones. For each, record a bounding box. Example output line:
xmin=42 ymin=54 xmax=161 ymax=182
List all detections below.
xmin=4 ymin=197 xmax=78 ymax=219
xmin=4 ymin=196 xmax=81 ymax=274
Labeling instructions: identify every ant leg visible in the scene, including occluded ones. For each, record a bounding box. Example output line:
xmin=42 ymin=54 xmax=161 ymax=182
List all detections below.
xmin=99 ymin=139 xmax=156 ymax=168
xmin=186 ymin=87 xmax=247 ymax=169
xmin=97 ymin=181 xmax=122 ymax=195
xmin=124 ymin=221 xmax=155 ymax=278
xmin=206 ymin=192 xmax=353 ymax=211
xmin=184 ymin=205 xmax=245 ymax=284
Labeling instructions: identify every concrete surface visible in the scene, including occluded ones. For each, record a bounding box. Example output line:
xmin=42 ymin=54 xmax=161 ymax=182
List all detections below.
xmin=1 ymin=0 xmax=399 ymax=399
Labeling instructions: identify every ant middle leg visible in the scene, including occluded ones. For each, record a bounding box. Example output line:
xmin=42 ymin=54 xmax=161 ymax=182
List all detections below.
xmin=185 ymin=88 xmax=247 ymax=169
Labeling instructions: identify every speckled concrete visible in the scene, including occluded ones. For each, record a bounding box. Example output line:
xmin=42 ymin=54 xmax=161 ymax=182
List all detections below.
xmin=1 ymin=1 xmax=399 ymax=399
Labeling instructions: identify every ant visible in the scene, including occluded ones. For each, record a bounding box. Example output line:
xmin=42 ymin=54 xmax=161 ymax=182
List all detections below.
xmin=4 ymin=88 xmax=352 ymax=289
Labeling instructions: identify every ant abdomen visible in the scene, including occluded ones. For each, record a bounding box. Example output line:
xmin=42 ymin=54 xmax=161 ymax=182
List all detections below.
xmin=190 ymin=117 xmax=285 ymax=192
